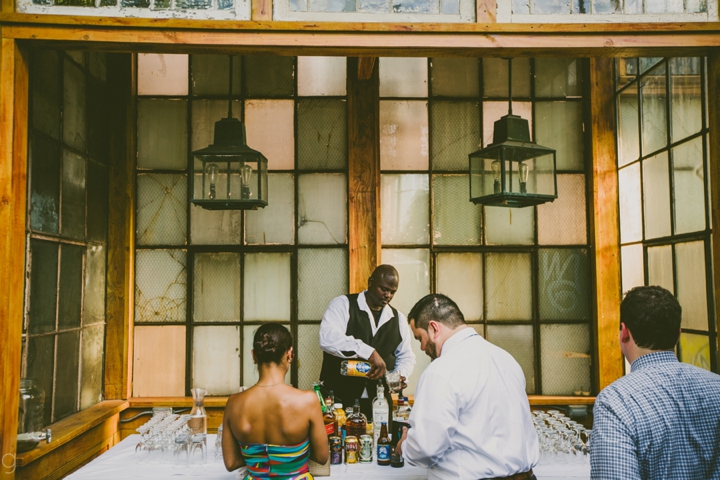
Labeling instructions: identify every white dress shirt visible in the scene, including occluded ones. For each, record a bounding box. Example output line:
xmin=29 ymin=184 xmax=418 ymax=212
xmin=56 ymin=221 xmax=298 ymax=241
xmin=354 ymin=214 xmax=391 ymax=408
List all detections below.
xmin=404 ymin=327 xmax=539 ymax=480
xmin=318 ymin=292 xmax=416 ymax=379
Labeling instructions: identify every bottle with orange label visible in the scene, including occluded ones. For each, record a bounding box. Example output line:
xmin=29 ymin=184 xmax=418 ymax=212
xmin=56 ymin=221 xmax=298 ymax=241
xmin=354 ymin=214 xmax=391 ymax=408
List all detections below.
xmin=324 ymin=397 xmax=338 ymax=438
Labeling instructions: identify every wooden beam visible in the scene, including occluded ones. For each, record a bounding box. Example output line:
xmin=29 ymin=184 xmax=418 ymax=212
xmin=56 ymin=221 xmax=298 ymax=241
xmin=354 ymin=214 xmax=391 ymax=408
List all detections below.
xmin=0 ymin=0 xmax=14 ymax=13
xmin=588 ymin=57 xmax=624 ymax=391
xmin=251 ymin=0 xmax=272 ymax=21
xmin=357 ymin=56 xmax=375 ymax=80
xmin=476 ymin=0 xmax=497 ymax=23
xmin=348 ymin=57 xmax=380 ymax=293
xmin=708 ymin=50 xmax=720 ymax=367
xmin=0 ymin=36 xmax=28 ymax=480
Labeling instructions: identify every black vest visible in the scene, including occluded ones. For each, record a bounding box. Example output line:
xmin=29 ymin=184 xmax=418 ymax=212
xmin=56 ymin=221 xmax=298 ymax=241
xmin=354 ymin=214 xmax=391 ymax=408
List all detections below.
xmin=319 ymin=293 xmax=402 ymax=407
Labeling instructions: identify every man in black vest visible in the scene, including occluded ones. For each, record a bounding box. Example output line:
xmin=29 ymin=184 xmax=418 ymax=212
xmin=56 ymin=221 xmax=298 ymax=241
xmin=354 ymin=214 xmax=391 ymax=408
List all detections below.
xmin=319 ymin=265 xmax=416 ymax=417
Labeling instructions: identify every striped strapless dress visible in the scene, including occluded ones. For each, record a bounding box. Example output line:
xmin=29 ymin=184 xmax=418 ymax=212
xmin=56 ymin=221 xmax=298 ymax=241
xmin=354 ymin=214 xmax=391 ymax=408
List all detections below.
xmin=239 ymin=437 xmax=313 ymax=480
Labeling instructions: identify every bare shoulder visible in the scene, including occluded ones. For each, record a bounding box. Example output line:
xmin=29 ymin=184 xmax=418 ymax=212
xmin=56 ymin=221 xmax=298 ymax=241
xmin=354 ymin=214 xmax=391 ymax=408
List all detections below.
xmin=288 ymin=388 xmax=319 ymax=412
xmin=225 ymin=390 xmax=248 ymax=412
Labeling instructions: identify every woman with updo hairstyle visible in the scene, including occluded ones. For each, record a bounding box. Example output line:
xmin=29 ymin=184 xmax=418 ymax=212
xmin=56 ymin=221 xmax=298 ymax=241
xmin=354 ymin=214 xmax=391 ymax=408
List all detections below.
xmin=222 ymin=323 xmax=329 ymax=479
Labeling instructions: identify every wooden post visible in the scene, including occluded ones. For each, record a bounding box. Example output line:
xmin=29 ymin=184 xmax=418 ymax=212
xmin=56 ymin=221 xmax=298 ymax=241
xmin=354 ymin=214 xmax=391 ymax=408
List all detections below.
xmin=708 ymin=50 xmax=720 ymax=363
xmin=347 ymin=57 xmax=380 ymax=293
xmin=104 ymin=54 xmax=135 ymax=401
xmin=0 ymin=37 xmax=28 ymax=480
xmin=588 ymin=57 xmax=624 ymax=391
xmin=251 ymin=0 xmax=272 ymax=21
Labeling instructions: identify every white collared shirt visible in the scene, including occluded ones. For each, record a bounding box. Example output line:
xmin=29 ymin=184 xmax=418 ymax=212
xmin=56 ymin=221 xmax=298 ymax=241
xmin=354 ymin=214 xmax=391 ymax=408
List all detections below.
xmin=404 ymin=327 xmax=539 ymax=480
xmin=318 ymin=291 xmax=416 ymax=379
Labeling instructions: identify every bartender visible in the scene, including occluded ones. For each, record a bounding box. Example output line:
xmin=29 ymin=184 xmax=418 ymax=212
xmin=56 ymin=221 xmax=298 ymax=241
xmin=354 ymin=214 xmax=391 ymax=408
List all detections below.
xmin=319 ymin=265 xmax=416 ymax=415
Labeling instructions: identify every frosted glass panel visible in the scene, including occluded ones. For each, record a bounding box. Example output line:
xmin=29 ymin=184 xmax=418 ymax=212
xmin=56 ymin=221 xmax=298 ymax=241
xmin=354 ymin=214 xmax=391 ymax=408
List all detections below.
xmin=433 ymin=175 xmax=482 ymax=245
xmin=670 ymin=58 xmax=703 ymax=143
xmin=63 ymin=59 xmax=86 ymax=153
xmin=136 ymin=174 xmax=187 ymax=246
xmin=135 ymin=250 xmax=187 ymax=323
xmin=483 ymin=58 xmax=531 ymax=98
xmin=381 ymin=174 xmax=429 ymax=245
xmin=298 ymin=324 xmax=323 ymax=391
xmin=647 ymin=245 xmax=673 ymax=293
xmin=244 ymin=253 xmax=291 ymax=321
xmin=191 ymin=100 xmax=242 ymax=161
xmin=297 ymin=57 xmax=347 ymax=96
xmin=540 ymin=324 xmax=591 ymax=396
xmin=621 ymin=244 xmax=644 ymax=295
xmin=485 ymin=206 xmax=534 ymax=245
xmin=193 ymin=326 xmax=241 ymax=394
xmin=436 ymin=253 xmax=482 ymax=321
xmin=619 ymin=163 xmax=643 ymax=243
xmin=535 ymin=101 xmax=584 ymax=171
xmin=485 ymin=253 xmax=532 ymax=321
xmin=190 ymin=205 xmax=242 ymax=245
xmin=244 ymin=56 xmax=295 ymax=98
xmin=297 ymin=99 xmax=347 ymax=170
xmin=675 ymin=241 xmax=708 ymax=331
xmin=673 ymin=138 xmax=706 ymax=235
xmin=380 ymin=101 xmax=429 ymax=171
xmin=137 ymin=99 xmax=188 ymax=170
xmin=84 ymin=245 xmax=106 ymax=326
xmin=381 ymin=249 xmax=430 ymax=315
xmin=245 ymin=100 xmax=295 ymax=170
xmin=539 ymin=249 xmax=589 ymax=321
xmin=243 ymin=325 xmax=291 ymax=387
xmin=246 ymin=174 xmax=295 ymax=245
xmin=534 ymin=59 xmax=582 ymax=98
xmin=298 ymin=249 xmax=348 ymax=321
xmin=133 ymin=325 xmax=186 ymax=397
xmin=61 ymin=149 xmax=86 ymax=239
xmin=298 ymin=174 xmax=347 ymax=245
xmin=641 ymin=74 xmax=667 ymax=155
xmin=538 ymin=174 xmax=586 ymax=245
xmin=379 ymin=58 xmax=428 ymax=98
xmin=642 ymin=152 xmax=671 ymax=240
xmin=483 ymin=101 xmax=532 ymax=148
xmin=430 ymin=101 xmax=481 ymax=171
xmin=679 ymin=333 xmax=711 ymax=371
xmin=430 ymin=58 xmax=480 ymax=98
xmin=486 ymin=325 xmax=535 ymax=393
xmin=80 ymin=325 xmax=105 ymax=409
xmin=193 ymin=253 xmax=241 ymax=323
xmin=191 ymin=55 xmax=241 ymax=96
xmin=138 ymin=54 xmax=189 ymax=96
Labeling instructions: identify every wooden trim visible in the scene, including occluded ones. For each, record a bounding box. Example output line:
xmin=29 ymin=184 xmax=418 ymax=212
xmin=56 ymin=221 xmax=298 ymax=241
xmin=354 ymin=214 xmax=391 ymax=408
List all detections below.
xmin=709 ymin=50 xmax=720 ymax=364
xmin=0 ymin=36 xmax=28 ymax=480
xmin=527 ymin=395 xmax=595 ymax=406
xmin=127 ymin=396 xmax=230 ymax=408
xmin=476 ymin=0 xmax=496 ymax=24
xmin=588 ymin=57 xmax=624 ymax=391
xmin=357 ymin=56 xmax=375 ymax=80
xmin=0 ymin=0 xmax=14 ymax=14
xmin=347 ymin=57 xmax=380 ymax=293
xmin=251 ymin=0 xmax=272 ymax=22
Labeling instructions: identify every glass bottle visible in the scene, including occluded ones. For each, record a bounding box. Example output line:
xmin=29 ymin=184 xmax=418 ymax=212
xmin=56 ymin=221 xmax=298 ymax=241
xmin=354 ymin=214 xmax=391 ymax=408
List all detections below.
xmin=324 ymin=397 xmax=337 ymax=438
xmin=372 ymin=383 xmax=389 ymax=447
xmin=393 ymin=396 xmax=405 ymax=421
xmin=377 ymin=422 xmax=391 ymax=466
xmin=189 ymin=388 xmax=207 ymax=435
xmin=346 ymin=399 xmax=367 ymax=439
xmin=18 ymin=378 xmax=45 ymax=434
xmin=334 ymin=403 xmax=347 ymax=429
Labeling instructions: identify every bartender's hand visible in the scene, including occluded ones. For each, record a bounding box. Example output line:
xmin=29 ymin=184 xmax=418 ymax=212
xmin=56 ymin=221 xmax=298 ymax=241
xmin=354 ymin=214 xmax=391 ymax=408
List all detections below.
xmin=366 ymin=350 xmax=387 ymax=380
xmin=395 ymin=427 xmax=409 ymax=457
xmin=400 ymin=376 xmax=408 ymax=391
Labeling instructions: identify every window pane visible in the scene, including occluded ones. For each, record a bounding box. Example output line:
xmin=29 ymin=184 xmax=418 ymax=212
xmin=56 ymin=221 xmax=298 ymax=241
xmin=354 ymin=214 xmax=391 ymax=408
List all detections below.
xmin=27 ymin=335 xmax=55 ymax=427
xmin=136 ymin=174 xmax=187 ymax=246
xmin=619 ymin=163 xmax=643 ymax=243
xmin=84 ymin=245 xmax=106 ymax=326
xmin=618 ymin=85 xmax=640 ymax=167
xmin=80 ymin=324 xmax=105 ymax=409
xmin=245 ymin=100 xmax=295 ymax=170
xmin=430 ymin=100 xmax=480 ymax=171
xmin=640 ymin=58 xmax=664 ymax=74
xmin=670 ymin=58 xmax=703 ymax=143
xmin=483 ymin=58 xmax=531 ymax=99
xmin=673 ymin=137 xmax=706 ymax=235
xmin=436 ymin=253 xmax=482 ymax=321
xmin=642 ymin=152 xmax=671 ymax=240
xmin=30 ymin=134 xmax=61 ymax=234
xmin=483 ymin=101 xmax=532 ymax=148
xmin=678 ymin=333 xmax=711 ymax=371
xmin=379 ymin=58 xmax=428 ymax=98
xmin=540 ymin=324 xmax=591 ymax=395
xmin=61 ymin=149 xmax=86 ymax=239
xmin=432 ymin=175 xmax=482 ymax=245
xmin=298 ymin=324 xmax=323 ymax=391
xmin=193 ymin=253 xmax=241 ymax=323
xmin=621 ymin=244 xmax=644 ymax=294
xmin=298 ymin=174 xmax=347 ymax=245
xmin=32 ymin=50 xmax=61 ymax=140
xmin=190 ymin=206 xmax=242 ymax=245
xmin=298 ymin=249 xmax=348 ymax=321
xmin=138 ymin=54 xmax=189 ymax=96
xmin=533 ymin=0 xmax=570 ymax=14
xmin=430 ymin=58 xmax=479 ymax=98
xmin=58 ymin=244 xmax=83 ymax=330
xmin=675 ymin=240 xmax=708 ymax=331
xmin=647 ymin=245 xmax=674 ymax=293
xmin=137 ymin=99 xmax=188 ymax=170
xmin=381 ymin=249 xmax=430 ymax=315
xmin=641 ymin=72 xmax=668 ymax=155
xmin=535 ymin=101 xmax=584 ymax=171
xmin=244 ymin=55 xmax=295 ymax=97
xmin=486 ymin=325 xmax=535 ymax=393
xmin=29 ymin=240 xmax=58 ymax=335
xmin=486 ymin=253 xmax=532 ymax=321
xmin=380 ymin=101 xmax=429 ymax=171
xmin=535 ymin=59 xmax=582 ymax=98
xmin=191 ymin=99 xmax=242 ymax=168
xmin=190 ymin=55 xmax=241 ymax=96
xmin=243 ymin=325 xmax=291 ymax=387
xmin=391 ymin=0 xmax=439 ymax=13
xmin=538 ymin=174 xmax=586 ymax=245
xmin=297 ymin=57 xmax=347 ymax=96
xmin=244 ymin=252 xmax=291 ymax=321
xmin=382 ymin=174 xmax=429 ymax=245
xmin=135 ymin=250 xmax=187 ymax=323
xmin=246 ymin=173 xmax=295 ymax=245
xmin=63 ymin=59 xmax=86 ymax=153
xmin=54 ymin=331 xmax=80 ymax=421
xmin=193 ymin=326 xmax=241 ymax=394
xmin=485 ymin=206 xmax=535 ymax=245
xmin=133 ymin=325 xmax=186 ymax=396
xmin=87 ymin=161 xmax=109 ymax=243
xmin=297 ymin=99 xmax=347 ymax=170
xmin=539 ymin=248 xmax=589 ymax=321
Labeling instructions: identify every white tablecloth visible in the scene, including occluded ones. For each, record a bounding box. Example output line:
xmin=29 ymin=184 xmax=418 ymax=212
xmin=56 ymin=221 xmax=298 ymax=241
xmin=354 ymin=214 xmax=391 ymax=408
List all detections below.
xmin=66 ymin=435 xmax=590 ymax=479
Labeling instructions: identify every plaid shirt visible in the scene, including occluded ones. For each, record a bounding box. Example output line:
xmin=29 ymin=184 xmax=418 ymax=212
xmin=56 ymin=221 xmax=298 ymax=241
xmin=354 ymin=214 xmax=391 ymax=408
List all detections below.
xmin=590 ymin=351 xmax=720 ymax=480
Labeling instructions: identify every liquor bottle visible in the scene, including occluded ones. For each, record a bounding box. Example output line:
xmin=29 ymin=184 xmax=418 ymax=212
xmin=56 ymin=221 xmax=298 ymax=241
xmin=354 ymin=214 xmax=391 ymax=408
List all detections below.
xmin=393 ymin=396 xmax=405 ymax=421
xmin=377 ymin=422 xmax=391 ymax=466
xmin=324 ymin=397 xmax=337 ymax=438
xmin=334 ymin=403 xmax=347 ymax=429
xmin=340 ymin=360 xmax=371 ymax=377
xmin=372 ymin=383 xmax=389 ymax=447
xmin=346 ymin=399 xmax=367 ymax=439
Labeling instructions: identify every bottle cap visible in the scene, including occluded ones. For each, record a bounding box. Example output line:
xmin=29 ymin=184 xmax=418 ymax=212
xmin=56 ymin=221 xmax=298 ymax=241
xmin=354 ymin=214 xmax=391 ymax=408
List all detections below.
xmin=334 ymin=403 xmax=343 ymax=410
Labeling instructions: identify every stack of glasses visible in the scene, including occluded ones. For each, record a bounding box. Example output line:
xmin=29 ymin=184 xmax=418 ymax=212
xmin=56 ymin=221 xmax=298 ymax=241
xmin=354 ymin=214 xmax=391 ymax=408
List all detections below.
xmin=134 ymin=411 xmax=208 ymax=467
xmin=531 ymin=410 xmax=591 ymax=466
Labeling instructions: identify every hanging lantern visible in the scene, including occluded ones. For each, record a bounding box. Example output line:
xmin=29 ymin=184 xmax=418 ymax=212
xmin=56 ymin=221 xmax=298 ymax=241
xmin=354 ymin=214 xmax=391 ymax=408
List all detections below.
xmin=468 ymin=59 xmax=557 ymax=208
xmin=192 ymin=57 xmax=268 ymax=210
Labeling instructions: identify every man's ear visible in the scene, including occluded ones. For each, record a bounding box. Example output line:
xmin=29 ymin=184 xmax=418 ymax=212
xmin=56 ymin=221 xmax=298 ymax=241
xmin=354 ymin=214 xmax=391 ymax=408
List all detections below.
xmin=619 ymin=323 xmax=632 ymax=343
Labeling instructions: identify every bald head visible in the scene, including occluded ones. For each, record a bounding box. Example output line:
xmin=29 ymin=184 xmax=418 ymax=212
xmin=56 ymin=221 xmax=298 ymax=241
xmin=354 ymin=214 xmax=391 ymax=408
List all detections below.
xmin=370 ymin=264 xmax=399 ymax=283
xmin=365 ymin=265 xmax=399 ymax=311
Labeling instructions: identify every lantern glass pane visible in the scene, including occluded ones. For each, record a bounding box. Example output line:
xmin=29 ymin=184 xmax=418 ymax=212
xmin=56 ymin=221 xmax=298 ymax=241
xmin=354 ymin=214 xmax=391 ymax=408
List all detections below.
xmin=538 ymin=174 xmax=587 ymax=245
xmin=381 ymin=249 xmax=430 ymax=315
xmin=678 ymin=333 xmax=711 ymax=371
xmin=137 ymin=99 xmax=188 ymax=170
xmin=641 ymin=72 xmax=668 ymax=155
xmin=54 ymin=331 xmax=80 ymax=421
xmin=298 ymin=249 xmax=348 ymax=321
xmin=485 ymin=206 xmax=535 ymax=246
xmin=436 ymin=253 xmax=483 ymax=321
xmin=672 ymin=137 xmax=706 ymax=235
xmin=486 ymin=325 xmax=535 ymax=393
xmin=137 ymin=173 xmax=187 ymax=246
xmin=138 ymin=54 xmax=189 ymax=96
xmin=618 ymin=163 xmax=643 ymax=243
xmin=63 ymin=59 xmax=86 ymax=154
xmin=433 ymin=175 xmax=482 ymax=245
xmin=297 ymin=99 xmax=347 ymax=170
xmin=485 ymin=252 xmax=532 ymax=320
xmin=379 ymin=58 xmax=428 ymax=98
xmin=534 ymin=59 xmax=582 ymax=98
xmin=297 ymin=324 xmax=323 ymax=391
xmin=245 ymin=173 xmax=294 ymax=245
xmin=191 ymin=55 xmax=242 ymax=96
xmin=191 ymin=100 xmax=242 ymax=170
xmin=670 ymin=58 xmax=703 ymax=143
xmin=244 ymin=56 xmax=295 ymax=97
xmin=380 ymin=100 xmax=429 ymax=171
xmin=193 ymin=253 xmax=241 ymax=323
xmin=193 ymin=326 xmax=241 ymax=395
xmin=381 ymin=174 xmax=430 ymax=245
xmin=135 ymin=249 xmax=187 ymax=323
xmin=245 ymin=100 xmax=295 ymax=170
xmin=430 ymin=58 xmax=480 ymax=98
xmin=540 ymin=324 xmax=591 ymax=395
xmin=483 ymin=58 xmax=531 ymax=98
xmin=642 ymin=152 xmax=671 ymax=240
xmin=430 ymin=100 xmax=481 ymax=171
xmin=298 ymin=174 xmax=347 ymax=245
xmin=620 ymin=244 xmax=644 ymax=294
xmin=618 ymin=84 xmax=640 ymax=167
xmin=538 ymin=248 xmax=590 ymax=321
xmin=675 ymin=240 xmax=708 ymax=331
xmin=80 ymin=324 xmax=105 ymax=409
xmin=243 ymin=252 xmax=291 ymax=321
xmin=297 ymin=57 xmax=347 ymax=96
xmin=647 ymin=244 xmax=674 ymax=293
xmin=133 ymin=325 xmax=186 ymax=397
xmin=535 ymin=101 xmax=584 ymax=171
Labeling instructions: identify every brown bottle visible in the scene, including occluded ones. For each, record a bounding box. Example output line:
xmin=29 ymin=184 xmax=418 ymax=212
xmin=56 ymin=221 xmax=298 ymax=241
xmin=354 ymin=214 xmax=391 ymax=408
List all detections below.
xmin=346 ymin=399 xmax=367 ymax=439
xmin=377 ymin=422 xmax=391 ymax=466
xmin=323 ymin=397 xmax=337 ymax=438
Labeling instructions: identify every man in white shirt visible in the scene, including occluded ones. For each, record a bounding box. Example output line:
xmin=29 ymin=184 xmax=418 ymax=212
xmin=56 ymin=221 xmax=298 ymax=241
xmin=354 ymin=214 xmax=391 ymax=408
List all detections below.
xmin=319 ymin=265 xmax=415 ymax=412
xmin=396 ymin=294 xmax=539 ymax=480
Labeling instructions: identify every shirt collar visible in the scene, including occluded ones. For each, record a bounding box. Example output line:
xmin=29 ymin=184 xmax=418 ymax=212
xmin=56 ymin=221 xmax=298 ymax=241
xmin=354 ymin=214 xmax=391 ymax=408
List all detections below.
xmin=630 ymin=350 xmax=679 ymax=371
xmin=359 ymin=290 xmax=393 ymax=323
xmin=440 ymin=327 xmax=478 ymax=356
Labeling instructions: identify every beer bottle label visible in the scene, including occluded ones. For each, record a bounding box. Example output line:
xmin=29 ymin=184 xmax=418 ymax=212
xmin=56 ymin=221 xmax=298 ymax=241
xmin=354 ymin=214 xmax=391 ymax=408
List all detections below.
xmin=377 ymin=444 xmax=391 ymax=461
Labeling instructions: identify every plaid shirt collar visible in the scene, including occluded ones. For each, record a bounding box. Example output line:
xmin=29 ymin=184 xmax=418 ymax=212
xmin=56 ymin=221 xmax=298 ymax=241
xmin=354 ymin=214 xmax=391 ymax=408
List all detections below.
xmin=630 ymin=350 xmax=678 ymax=372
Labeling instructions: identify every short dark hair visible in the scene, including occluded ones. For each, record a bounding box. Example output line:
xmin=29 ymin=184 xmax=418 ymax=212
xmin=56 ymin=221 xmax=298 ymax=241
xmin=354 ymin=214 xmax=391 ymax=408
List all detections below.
xmin=621 ymin=286 xmax=681 ymax=350
xmin=253 ymin=323 xmax=293 ymax=364
xmin=408 ymin=294 xmax=466 ymax=330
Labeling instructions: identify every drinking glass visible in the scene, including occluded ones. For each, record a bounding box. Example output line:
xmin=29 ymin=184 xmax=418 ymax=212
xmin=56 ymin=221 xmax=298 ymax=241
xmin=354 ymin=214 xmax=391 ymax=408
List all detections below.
xmin=189 ymin=434 xmax=207 ymax=465
xmin=385 ymin=371 xmax=402 ymax=393
xmin=173 ymin=433 xmax=190 ymax=468
xmin=215 ymin=424 xmax=224 ymax=461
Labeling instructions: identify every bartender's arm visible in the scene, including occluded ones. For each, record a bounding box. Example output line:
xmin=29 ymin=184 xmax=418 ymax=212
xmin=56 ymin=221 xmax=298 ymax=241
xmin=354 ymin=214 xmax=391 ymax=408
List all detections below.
xmin=319 ymin=295 xmax=376 ymax=360
xmin=392 ymin=311 xmax=417 ymax=380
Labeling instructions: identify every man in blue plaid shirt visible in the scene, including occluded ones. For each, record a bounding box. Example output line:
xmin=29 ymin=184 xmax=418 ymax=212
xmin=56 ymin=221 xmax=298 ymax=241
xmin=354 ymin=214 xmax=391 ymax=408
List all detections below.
xmin=590 ymin=286 xmax=720 ymax=480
